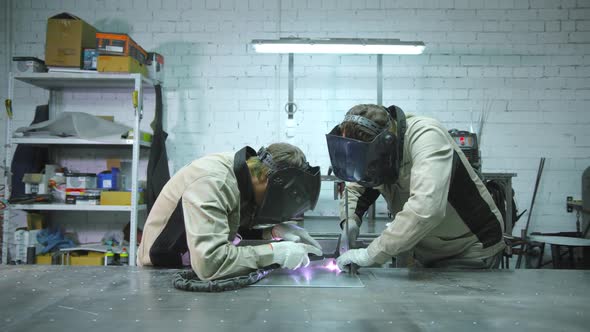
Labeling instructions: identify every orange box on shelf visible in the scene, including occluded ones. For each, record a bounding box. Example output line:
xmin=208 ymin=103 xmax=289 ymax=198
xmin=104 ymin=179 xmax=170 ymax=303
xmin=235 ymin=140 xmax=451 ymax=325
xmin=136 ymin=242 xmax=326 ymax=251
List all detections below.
xmin=96 ymin=32 xmax=148 ymax=65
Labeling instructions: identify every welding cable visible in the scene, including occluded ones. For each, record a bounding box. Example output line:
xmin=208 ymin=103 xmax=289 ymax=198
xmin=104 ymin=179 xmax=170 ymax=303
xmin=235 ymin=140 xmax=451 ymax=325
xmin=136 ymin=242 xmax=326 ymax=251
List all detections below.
xmin=172 ymin=264 xmax=280 ymax=292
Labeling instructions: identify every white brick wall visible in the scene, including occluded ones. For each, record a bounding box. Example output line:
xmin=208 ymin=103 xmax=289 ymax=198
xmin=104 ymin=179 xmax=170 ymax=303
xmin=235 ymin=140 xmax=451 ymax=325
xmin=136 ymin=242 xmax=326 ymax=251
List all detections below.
xmin=1 ymin=0 xmax=589 ymax=242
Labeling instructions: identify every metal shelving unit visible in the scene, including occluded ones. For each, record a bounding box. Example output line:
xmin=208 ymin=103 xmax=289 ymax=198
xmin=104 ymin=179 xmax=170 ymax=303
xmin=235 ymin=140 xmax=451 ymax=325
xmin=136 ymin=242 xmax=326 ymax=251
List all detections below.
xmin=11 ymin=136 xmax=151 ymax=148
xmin=14 ymin=72 xmax=156 ymax=89
xmin=9 ymin=204 xmax=147 ymax=212
xmin=2 ymin=72 xmax=155 ymax=266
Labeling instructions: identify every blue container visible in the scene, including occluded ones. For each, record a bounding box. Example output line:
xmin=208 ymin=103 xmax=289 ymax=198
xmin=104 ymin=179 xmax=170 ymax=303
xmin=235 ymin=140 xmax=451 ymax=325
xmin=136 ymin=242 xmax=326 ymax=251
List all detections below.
xmin=97 ymin=168 xmax=120 ymax=190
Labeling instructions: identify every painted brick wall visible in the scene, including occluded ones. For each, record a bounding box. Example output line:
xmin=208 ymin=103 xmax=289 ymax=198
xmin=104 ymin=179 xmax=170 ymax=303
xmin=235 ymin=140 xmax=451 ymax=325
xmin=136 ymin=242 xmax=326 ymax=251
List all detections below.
xmin=1 ymin=0 xmax=589 ymax=244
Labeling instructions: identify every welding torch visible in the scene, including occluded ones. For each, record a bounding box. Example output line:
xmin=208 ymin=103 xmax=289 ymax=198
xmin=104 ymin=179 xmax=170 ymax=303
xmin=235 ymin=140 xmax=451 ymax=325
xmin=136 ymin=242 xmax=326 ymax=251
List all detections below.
xmin=337 ymin=186 xmax=358 ymax=275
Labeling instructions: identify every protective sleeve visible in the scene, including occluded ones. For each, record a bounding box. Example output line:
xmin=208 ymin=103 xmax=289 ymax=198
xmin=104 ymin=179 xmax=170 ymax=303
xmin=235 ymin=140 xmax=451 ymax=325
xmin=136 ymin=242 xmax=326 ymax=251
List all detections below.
xmin=184 ymin=176 xmax=274 ymax=281
xmin=339 ymin=182 xmax=380 ymax=227
xmin=366 ymin=124 xmax=455 ymax=264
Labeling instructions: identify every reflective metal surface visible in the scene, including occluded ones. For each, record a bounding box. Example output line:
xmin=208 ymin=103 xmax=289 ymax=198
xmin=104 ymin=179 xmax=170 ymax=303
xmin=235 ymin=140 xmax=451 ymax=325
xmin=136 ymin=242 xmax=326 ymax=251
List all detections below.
xmin=1 ymin=266 xmax=589 ymax=331
xmin=252 ymin=260 xmax=364 ymax=288
xmin=300 ymin=216 xmax=389 ymax=235
xmin=528 ymin=235 xmax=590 ymax=247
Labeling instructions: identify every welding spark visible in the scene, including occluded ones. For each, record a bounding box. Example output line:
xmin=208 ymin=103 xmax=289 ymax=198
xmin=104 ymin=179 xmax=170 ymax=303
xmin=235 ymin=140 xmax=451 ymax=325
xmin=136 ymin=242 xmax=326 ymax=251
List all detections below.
xmin=324 ymin=259 xmax=341 ymax=272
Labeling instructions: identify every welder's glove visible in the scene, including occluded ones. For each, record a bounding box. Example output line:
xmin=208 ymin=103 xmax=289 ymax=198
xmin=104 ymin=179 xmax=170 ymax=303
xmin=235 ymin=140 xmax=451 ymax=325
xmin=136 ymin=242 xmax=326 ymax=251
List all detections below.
xmin=271 ymin=241 xmax=323 ymax=270
xmin=267 ymin=222 xmax=322 ymax=251
xmin=336 ymin=248 xmax=375 ymax=271
xmin=340 ymin=219 xmax=360 ymax=245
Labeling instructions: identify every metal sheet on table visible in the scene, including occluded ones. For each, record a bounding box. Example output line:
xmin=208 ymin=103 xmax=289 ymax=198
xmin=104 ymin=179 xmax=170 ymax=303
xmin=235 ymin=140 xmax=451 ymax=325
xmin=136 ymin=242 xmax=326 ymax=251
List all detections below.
xmin=252 ymin=259 xmax=364 ymax=288
xmin=1 ymin=266 xmax=590 ymax=332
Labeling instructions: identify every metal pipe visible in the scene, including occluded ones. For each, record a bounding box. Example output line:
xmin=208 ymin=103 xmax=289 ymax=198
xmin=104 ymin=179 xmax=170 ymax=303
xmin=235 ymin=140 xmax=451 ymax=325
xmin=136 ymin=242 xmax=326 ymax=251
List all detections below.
xmin=129 ymin=75 xmax=143 ymax=266
xmin=367 ymin=55 xmax=384 ymax=225
xmin=2 ymin=75 xmax=13 ymax=265
xmin=516 ymin=157 xmax=546 ymax=269
xmin=377 ymin=54 xmax=383 ymax=105
xmin=2 ymin=0 xmax=13 ymax=264
xmin=5 ymin=0 xmax=11 ymax=76
xmin=287 ymin=53 xmax=294 ymax=119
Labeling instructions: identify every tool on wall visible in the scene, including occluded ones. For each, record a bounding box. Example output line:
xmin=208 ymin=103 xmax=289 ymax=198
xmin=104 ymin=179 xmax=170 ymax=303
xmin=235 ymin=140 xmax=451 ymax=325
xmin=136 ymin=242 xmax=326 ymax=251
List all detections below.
xmin=5 ymin=99 xmax=12 ymax=119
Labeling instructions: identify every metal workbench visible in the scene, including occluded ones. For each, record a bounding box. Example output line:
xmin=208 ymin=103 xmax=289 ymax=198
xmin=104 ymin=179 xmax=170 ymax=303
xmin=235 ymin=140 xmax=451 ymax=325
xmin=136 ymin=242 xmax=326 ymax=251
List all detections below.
xmin=1 ymin=265 xmax=588 ymax=331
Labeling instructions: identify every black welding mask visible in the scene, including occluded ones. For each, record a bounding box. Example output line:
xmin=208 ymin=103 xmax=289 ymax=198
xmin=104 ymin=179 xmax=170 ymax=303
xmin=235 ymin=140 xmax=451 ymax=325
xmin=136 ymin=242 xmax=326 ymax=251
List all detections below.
xmin=254 ymin=147 xmax=321 ymax=225
xmin=325 ymin=105 xmax=406 ymax=187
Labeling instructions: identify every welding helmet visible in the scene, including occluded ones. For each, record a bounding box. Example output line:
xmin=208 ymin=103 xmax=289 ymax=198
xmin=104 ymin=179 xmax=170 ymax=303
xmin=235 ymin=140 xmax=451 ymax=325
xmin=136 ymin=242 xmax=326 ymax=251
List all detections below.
xmin=254 ymin=147 xmax=321 ymax=224
xmin=325 ymin=105 xmax=406 ymax=187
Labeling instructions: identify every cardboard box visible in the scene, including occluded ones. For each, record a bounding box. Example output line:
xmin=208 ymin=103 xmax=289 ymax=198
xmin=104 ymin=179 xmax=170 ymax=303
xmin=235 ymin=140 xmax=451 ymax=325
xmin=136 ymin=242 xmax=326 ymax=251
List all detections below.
xmin=66 ymin=173 xmax=97 ymax=192
xmin=45 ymin=12 xmax=98 ymax=68
xmin=96 ymin=32 xmax=148 ymax=64
xmin=13 ymin=56 xmax=47 ymax=73
xmin=22 ymin=173 xmax=45 ymax=194
xmin=66 ymin=189 xmax=101 ymax=205
xmin=27 ymin=212 xmax=46 ymax=230
xmin=107 ymin=159 xmax=121 ymax=170
xmin=100 ymin=191 xmax=144 ymax=206
xmin=36 ymin=254 xmax=53 ymax=265
xmin=69 ymin=251 xmax=104 ymax=266
xmin=97 ymin=55 xmax=147 ymax=76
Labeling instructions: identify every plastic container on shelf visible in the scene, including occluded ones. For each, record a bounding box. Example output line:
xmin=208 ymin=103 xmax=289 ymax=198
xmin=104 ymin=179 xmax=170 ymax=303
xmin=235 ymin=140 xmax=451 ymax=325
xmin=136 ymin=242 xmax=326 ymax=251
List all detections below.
xmin=120 ymin=247 xmax=129 ymax=265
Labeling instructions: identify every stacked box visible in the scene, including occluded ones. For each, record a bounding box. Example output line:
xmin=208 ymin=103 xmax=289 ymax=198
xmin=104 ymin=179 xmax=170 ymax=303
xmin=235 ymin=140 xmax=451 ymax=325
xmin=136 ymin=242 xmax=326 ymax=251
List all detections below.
xmin=83 ymin=48 xmax=98 ymax=70
xmin=97 ymin=55 xmax=147 ymax=76
xmin=65 ymin=173 xmax=98 ymax=204
xmin=69 ymin=251 xmax=105 ymax=266
xmin=100 ymin=191 xmax=144 ymax=206
xmin=96 ymin=32 xmax=148 ymax=64
xmin=45 ymin=13 xmax=98 ymax=68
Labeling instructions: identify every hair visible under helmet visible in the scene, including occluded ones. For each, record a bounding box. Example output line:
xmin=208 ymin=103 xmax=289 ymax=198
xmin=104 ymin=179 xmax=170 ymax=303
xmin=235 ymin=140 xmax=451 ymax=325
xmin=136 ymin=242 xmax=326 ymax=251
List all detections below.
xmin=341 ymin=104 xmax=398 ymax=142
xmin=246 ymin=142 xmax=307 ymax=181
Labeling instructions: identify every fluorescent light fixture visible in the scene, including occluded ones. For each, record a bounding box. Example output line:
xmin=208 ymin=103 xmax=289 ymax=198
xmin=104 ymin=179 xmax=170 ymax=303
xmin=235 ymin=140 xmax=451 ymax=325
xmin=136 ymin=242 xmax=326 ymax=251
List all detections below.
xmin=251 ymin=38 xmax=425 ymax=55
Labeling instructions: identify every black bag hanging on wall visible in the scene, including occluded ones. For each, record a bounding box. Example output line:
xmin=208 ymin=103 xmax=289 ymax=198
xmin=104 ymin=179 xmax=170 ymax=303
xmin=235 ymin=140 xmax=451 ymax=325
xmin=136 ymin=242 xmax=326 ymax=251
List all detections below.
xmin=11 ymin=105 xmax=50 ymax=198
xmin=124 ymin=84 xmax=178 ymax=244
xmin=146 ymin=84 xmax=170 ymax=212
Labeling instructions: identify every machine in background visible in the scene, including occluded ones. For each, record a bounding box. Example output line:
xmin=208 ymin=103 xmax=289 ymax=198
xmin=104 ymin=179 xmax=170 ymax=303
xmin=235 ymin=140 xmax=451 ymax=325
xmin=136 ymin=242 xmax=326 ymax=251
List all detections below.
xmin=448 ymin=129 xmax=480 ymax=172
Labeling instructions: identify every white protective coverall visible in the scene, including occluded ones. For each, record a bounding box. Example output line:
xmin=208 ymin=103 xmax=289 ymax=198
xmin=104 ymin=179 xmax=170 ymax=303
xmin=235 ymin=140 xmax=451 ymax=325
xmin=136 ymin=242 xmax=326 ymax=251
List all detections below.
xmin=137 ymin=148 xmax=275 ymax=280
xmin=342 ymin=115 xmax=506 ymax=267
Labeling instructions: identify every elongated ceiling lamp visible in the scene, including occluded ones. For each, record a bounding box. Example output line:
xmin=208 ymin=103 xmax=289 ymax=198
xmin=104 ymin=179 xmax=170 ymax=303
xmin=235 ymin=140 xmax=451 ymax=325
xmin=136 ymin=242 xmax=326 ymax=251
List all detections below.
xmin=251 ymin=38 xmax=426 ymax=139
xmin=251 ymin=38 xmax=425 ymax=55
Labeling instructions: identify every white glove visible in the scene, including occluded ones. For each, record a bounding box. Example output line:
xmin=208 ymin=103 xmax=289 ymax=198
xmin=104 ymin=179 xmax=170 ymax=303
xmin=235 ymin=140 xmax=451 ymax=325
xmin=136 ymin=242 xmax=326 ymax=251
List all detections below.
xmin=336 ymin=248 xmax=375 ymax=271
xmin=271 ymin=241 xmax=323 ymax=270
xmin=269 ymin=222 xmax=323 ymax=251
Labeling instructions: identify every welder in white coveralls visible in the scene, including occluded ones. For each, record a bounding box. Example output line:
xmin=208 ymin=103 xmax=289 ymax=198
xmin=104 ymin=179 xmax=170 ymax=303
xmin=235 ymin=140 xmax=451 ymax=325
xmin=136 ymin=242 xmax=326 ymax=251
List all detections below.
xmin=138 ymin=143 xmax=323 ymax=281
xmin=326 ymin=104 xmax=505 ymax=271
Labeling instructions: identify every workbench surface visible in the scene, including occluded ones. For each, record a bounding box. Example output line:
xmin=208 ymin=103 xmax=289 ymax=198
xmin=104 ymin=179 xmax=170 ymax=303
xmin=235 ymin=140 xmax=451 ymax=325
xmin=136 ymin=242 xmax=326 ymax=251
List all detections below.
xmin=1 ymin=265 xmax=588 ymax=331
